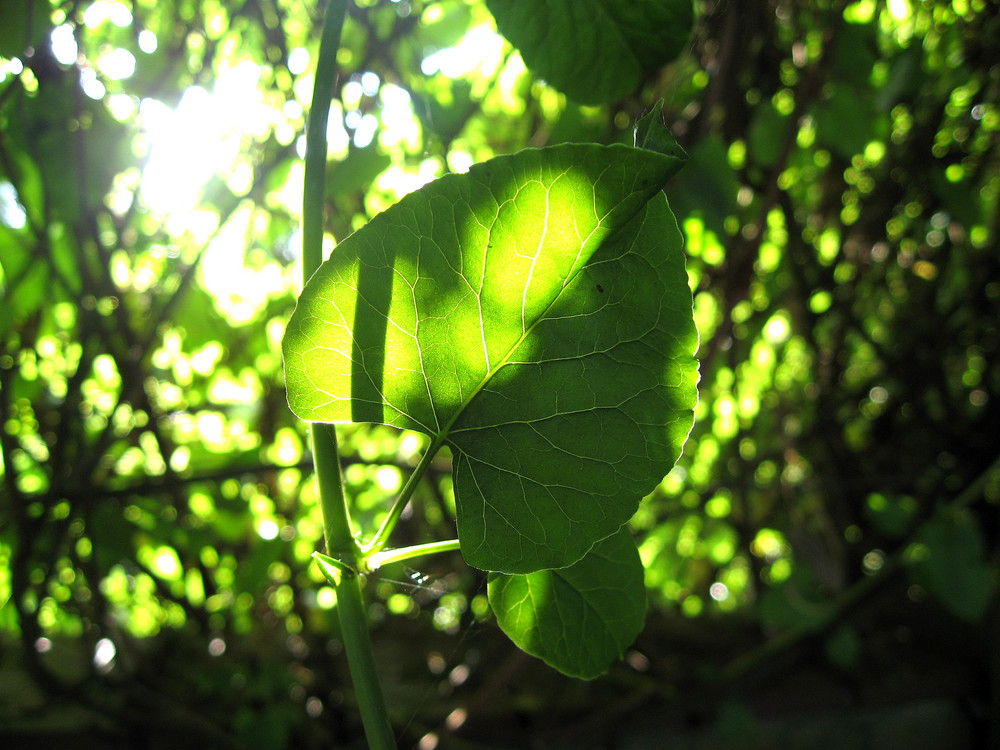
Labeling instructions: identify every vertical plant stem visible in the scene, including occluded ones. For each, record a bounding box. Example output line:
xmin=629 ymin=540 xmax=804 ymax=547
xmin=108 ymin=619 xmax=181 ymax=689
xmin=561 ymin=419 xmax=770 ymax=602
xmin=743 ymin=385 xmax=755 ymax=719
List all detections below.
xmin=302 ymin=1 xmax=397 ymax=747
xmin=302 ymin=0 xmax=343 ymax=278
xmin=335 ymin=571 xmax=397 ymax=749
xmin=310 ymin=422 xmax=355 ymax=558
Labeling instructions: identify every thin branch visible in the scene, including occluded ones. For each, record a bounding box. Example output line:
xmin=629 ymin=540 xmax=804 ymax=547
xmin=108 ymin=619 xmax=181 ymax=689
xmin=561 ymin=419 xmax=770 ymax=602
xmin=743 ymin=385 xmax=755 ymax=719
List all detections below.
xmin=719 ymin=452 xmax=1000 ymax=687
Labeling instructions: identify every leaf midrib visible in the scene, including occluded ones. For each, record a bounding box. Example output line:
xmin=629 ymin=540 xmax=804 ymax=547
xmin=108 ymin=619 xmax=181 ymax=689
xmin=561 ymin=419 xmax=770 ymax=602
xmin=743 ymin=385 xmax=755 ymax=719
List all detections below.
xmin=429 ymin=183 xmax=651 ymax=448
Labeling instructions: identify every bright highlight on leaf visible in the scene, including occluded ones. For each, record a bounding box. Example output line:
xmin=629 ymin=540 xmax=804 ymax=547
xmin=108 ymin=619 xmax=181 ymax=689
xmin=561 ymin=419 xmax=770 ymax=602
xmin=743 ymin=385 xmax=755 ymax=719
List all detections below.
xmin=283 ymin=110 xmax=698 ymax=576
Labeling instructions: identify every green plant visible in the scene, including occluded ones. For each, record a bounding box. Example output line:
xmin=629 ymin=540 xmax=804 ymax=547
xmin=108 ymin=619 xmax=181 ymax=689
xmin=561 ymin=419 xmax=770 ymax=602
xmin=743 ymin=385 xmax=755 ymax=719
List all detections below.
xmin=5 ymin=0 xmax=997 ymax=746
xmin=282 ymin=0 xmax=697 ymax=745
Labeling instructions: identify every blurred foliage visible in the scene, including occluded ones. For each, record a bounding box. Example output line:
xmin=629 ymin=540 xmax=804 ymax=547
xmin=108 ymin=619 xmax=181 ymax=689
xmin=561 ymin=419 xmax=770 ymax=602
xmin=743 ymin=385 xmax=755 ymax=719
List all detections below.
xmin=0 ymin=0 xmax=998 ymax=747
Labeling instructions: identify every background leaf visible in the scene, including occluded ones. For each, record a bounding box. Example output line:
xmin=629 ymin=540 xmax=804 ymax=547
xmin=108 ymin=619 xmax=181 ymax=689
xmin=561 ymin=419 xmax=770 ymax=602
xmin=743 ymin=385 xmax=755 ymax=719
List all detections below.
xmin=487 ymin=526 xmax=647 ymax=679
xmin=486 ymin=0 xmax=694 ymax=105
xmin=283 ymin=140 xmax=697 ymax=573
xmin=908 ymin=510 xmax=994 ymax=623
xmin=0 ymin=0 xmax=50 ymax=59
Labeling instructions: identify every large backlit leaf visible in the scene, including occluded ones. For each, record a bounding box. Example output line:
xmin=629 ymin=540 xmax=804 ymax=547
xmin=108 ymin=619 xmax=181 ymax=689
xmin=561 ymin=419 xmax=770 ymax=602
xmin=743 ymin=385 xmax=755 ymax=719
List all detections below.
xmin=488 ymin=527 xmax=646 ymax=679
xmin=283 ymin=116 xmax=698 ymax=574
xmin=486 ymin=0 xmax=693 ymax=105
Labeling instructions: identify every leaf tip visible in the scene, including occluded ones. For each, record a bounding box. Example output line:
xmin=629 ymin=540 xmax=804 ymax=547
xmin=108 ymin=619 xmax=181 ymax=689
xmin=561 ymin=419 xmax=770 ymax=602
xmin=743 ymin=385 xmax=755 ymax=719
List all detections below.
xmin=634 ymin=100 xmax=688 ymax=166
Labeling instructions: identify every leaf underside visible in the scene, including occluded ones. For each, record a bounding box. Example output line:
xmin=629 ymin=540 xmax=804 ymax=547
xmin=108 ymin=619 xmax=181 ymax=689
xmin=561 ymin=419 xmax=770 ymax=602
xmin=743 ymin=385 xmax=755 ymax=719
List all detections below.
xmin=282 ymin=138 xmax=698 ymax=574
xmin=486 ymin=0 xmax=694 ymax=105
xmin=488 ymin=527 xmax=647 ymax=679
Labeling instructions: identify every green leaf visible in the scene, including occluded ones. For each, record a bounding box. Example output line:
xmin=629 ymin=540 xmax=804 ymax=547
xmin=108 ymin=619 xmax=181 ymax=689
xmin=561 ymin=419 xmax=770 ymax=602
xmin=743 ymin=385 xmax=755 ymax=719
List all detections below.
xmin=488 ymin=527 xmax=646 ymax=679
xmin=863 ymin=492 xmax=918 ymax=539
xmin=283 ymin=124 xmax=697 ymax=574
xmin=326 ymin=144 xmax=391 ymax=197
xmin=415 ymin=1 xmax=475 ymax=52
xmin=827 ymin=20 xmax=879 ymax=83
xmin=908 ymin=510 xmax=994 ymax=623
xmin=17 ymin=77 xmax=129 ymax=223
xmin=0 ymin=231 xmax=45 ymax=330
xmin=811 ymin=84 xmax=882 ymax=160
xmin=0 ymin=0 xmax=51 ymax=60
xmin=666 ymin=135 xmax=739 ymax=239
xmin=748 ymin=104 xmax=792 ymax=169
xmin=824 ymin=625 xmax=861 ymax=670
xmin=634 ymin=102 xmax=688 ymax=162
xmin=486 ymin=0 xmax=693 ymax=105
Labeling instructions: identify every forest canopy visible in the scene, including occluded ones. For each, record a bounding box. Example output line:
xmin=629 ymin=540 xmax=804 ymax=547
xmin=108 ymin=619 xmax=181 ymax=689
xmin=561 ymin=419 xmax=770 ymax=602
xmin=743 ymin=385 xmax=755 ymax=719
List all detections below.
xmin=1 ymin=0 xmax=998 ymax=748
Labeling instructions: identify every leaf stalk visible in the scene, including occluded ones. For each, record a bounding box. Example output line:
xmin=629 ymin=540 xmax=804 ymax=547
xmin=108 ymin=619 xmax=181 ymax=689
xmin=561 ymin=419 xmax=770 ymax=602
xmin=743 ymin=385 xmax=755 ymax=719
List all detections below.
xmin=362 ymin=435 xmax=446 ymax=556
xmin=366 ymin=539 xmax=462 ymax=571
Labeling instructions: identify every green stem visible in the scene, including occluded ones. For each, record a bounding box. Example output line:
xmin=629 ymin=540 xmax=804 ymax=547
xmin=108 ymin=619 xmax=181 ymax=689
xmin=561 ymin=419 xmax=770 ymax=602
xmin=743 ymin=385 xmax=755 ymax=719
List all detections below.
xmin=313 ymin=551 xmax=358 ymax=584
xmin=335 ymin=571 xmax=397 ymax=750
xmin=310 ymin=423 xmax=356 ymax=557
xmin=304 ymin=0 xmax=354 ymax=559
xmin=367 ymin=538 xmax=462 ymax=571
xmin=301 ymin=2 xmax=397 ymax=748
xmin=302 ymin=0 xmax=344 ymax=280
xmin=362 ymin=435 xmax=445 ymax=555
